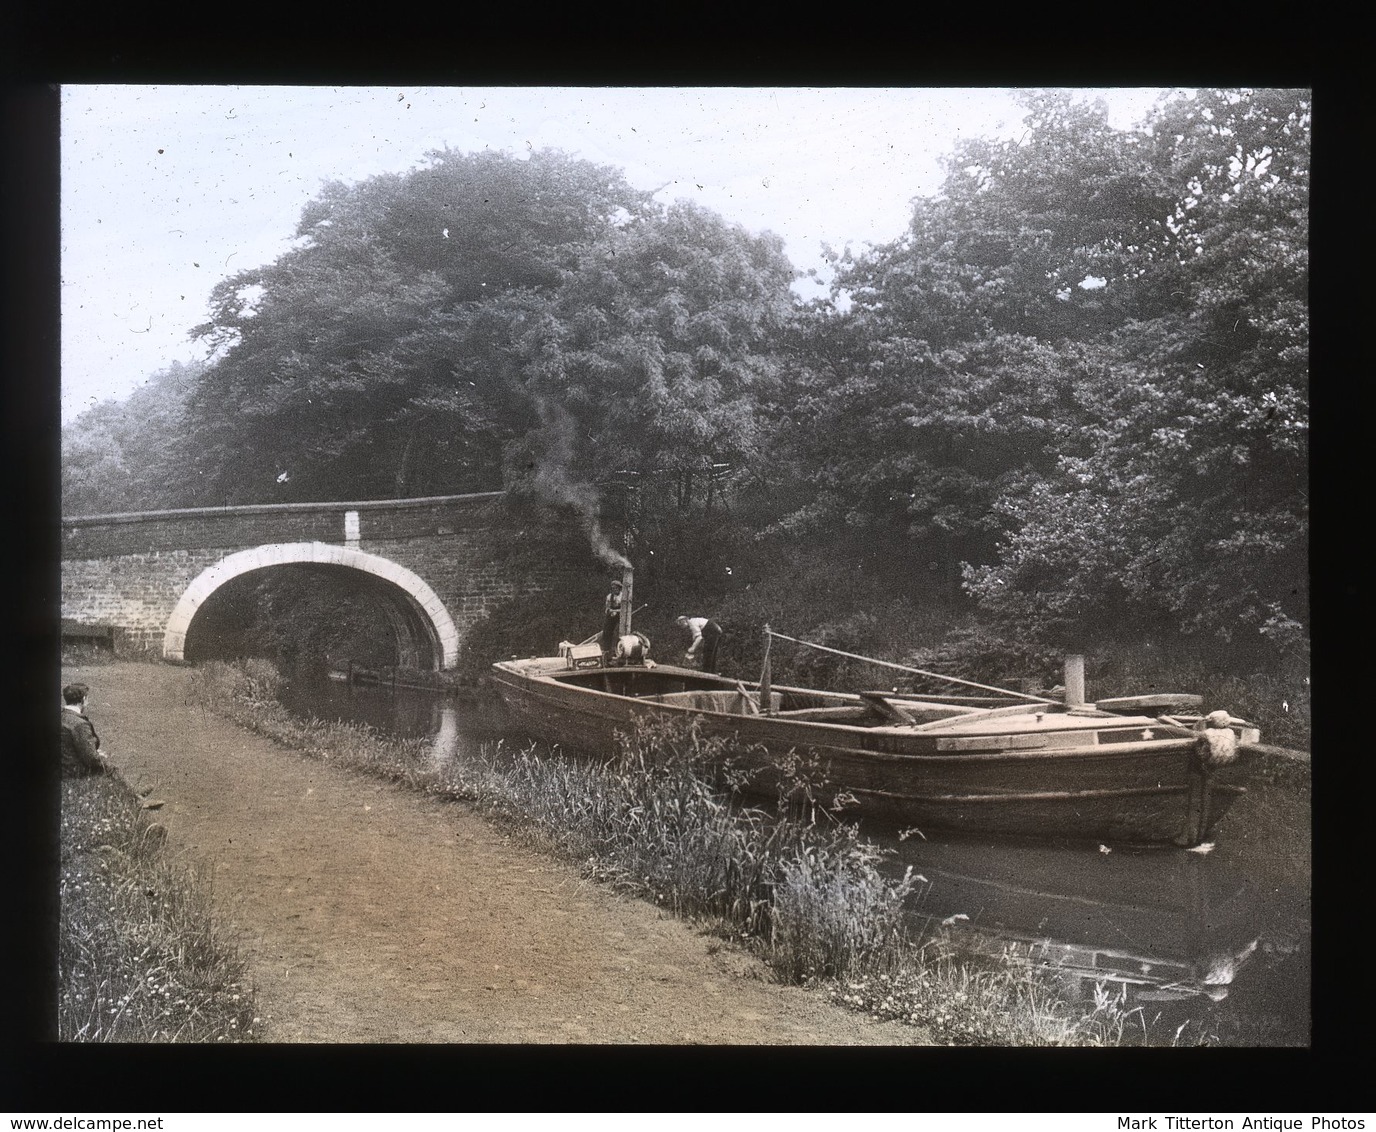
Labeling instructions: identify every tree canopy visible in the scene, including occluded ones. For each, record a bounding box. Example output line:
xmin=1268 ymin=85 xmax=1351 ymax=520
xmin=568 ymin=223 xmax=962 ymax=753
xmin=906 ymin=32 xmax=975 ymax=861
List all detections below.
xmin=963 ymin=89 xmax=1309 ymax=656
xmin=62 ymin=358 xmax=205 ymax=515
xmin=179 ymin=149 xmax=656 ymax=504
xmin=505 ymin=200 xmax=795 ymax=509
xmin=756 ymin=89 xmax=1308 ymax=661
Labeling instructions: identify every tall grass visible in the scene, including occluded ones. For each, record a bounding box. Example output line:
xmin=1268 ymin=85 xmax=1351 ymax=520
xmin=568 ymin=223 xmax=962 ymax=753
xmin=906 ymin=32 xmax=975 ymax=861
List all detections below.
xmin=188 ymin=657 xmax=1166 ymax=1045
xmin=60 ymin=772 xmax=260 ymax=1042
xmin=60 ymin=641 xmax=117 ymax=667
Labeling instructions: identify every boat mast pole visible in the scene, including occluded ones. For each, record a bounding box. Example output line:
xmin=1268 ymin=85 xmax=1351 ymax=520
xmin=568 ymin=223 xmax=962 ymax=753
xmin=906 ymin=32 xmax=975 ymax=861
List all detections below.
xmin=765 ymin=629 xmax=1055 ymax=703
xmin=759 ymin=624 xmax=773 ymax=714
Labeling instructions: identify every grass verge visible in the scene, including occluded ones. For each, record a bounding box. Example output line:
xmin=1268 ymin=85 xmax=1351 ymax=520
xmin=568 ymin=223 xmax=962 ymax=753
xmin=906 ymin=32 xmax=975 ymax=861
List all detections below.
xmin=60 ymin=770 xmax=260 ymax=1042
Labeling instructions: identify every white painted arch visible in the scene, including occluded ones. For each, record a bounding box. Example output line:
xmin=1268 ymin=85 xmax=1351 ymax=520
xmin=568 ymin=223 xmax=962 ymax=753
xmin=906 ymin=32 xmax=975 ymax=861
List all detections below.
xmin=163 ymin=542 xmax=460 ymax=669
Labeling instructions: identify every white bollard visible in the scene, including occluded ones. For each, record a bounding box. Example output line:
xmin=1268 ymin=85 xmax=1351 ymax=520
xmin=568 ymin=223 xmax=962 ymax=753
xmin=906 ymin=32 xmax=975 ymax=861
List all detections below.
xmin=1064 ymin=654 xmax=1086 ymax=707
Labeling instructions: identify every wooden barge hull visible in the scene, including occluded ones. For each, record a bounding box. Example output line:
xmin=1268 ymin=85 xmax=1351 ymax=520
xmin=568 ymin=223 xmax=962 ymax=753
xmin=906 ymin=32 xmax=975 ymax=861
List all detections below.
xmin=490 ymin=658 xmax=1245 ymax=846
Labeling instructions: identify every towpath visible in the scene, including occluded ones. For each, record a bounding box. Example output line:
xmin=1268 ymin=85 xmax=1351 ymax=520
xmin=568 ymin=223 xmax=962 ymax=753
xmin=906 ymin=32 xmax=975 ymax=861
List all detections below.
xmin=67 ymin=661 xmax=928 ymax=1045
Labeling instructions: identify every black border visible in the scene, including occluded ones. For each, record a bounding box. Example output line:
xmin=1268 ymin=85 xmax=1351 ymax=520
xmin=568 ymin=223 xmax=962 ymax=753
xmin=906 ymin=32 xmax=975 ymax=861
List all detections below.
xmin=4 ymin=25 xmax=1357 ymax=1115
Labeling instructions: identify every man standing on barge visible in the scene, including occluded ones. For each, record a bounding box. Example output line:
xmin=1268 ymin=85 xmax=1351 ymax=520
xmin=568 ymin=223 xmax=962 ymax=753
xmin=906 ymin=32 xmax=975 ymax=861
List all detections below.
xmin=676 ymin=615 xmax=723 ymax=674
xmin=599 ymin=580 xmax=625 ymax=666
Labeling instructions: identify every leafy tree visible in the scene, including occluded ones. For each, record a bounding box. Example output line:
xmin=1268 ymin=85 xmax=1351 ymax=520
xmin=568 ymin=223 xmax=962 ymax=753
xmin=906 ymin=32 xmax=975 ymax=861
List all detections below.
xmin=774 ymin=88 xmax=1307 ymax=663
xmin=767 ymin=320 xmax=1109 ymax=590
xmin=964 ymin=89 xmax=1309 ymax=658
xmin=505 ymin=200 xmax=798 ymax=523
xmin=181 ymin=149 xmax=653 ymax=506
xmin=61 ymin=406 xmax=129 ymax=516
xmin=769 ymin=91 xmax=1165 ymax=590
xmin=177 ymin=146 xmax=798 ymax=537
xmin=838 ymin=91 xmax=1175 ymax=348
xmin=62 ymin=359 xmax=205 ymax=514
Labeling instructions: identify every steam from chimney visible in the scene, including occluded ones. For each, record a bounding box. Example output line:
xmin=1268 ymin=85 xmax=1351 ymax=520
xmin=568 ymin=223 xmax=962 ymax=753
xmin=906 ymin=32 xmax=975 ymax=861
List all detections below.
xmin=528 ymin=398 xmax=631 ymax=569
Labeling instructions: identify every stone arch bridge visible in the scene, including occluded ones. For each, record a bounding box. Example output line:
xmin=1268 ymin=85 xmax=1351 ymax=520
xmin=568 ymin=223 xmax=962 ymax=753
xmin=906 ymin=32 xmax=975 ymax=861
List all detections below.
xmin=61 ymin=493 xmax=583 ymax=670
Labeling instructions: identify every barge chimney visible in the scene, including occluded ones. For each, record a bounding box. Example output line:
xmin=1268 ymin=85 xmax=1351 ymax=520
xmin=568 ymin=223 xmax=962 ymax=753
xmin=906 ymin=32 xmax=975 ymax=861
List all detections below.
xmin=620 ymin=565 xmax=634 ymax=637
xmin=1064 ymin=654 xmax=1086 ymax=707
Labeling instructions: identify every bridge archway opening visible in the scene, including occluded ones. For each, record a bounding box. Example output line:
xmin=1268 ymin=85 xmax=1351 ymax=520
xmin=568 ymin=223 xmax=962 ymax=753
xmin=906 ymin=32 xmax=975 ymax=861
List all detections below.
xmin=180 ymin=565 xmax=438 ymax=670
xmin=166 ymin=543 xmax=459 ymax=670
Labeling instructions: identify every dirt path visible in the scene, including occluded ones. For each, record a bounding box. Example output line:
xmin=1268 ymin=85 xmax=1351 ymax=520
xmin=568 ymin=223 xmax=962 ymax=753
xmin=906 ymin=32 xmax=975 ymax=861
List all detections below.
xmin=69 ymin=662 xmax=928 ymax=1045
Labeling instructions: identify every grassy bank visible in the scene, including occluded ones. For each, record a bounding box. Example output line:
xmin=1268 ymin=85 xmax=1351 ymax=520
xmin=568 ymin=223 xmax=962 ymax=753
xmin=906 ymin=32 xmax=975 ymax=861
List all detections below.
xmin=190 ymin=657 xmax=1169 ymax=1046
xmin=59 ymin=769 xmax=260 ymax=1042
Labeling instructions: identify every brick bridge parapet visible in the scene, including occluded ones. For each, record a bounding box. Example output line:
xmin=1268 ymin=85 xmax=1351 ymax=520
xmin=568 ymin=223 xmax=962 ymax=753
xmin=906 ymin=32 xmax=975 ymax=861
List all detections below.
xmin=61 ymin=492 xmax=584 ymax=669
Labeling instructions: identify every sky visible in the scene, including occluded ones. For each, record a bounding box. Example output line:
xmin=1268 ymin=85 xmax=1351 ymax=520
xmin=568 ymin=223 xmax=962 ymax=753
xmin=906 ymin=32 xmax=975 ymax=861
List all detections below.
xmin=59 ymin=85 xmax=1171 ymax=424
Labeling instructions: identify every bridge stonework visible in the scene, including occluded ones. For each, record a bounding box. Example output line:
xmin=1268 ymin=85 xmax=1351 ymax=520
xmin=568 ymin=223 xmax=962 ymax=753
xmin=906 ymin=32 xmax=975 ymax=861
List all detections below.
xmin=61 ymin=493 xmax=590 ymax=669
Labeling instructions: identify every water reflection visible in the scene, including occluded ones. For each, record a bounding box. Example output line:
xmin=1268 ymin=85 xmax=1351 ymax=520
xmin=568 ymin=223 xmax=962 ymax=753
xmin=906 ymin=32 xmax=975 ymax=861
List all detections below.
xmin=857 ymin=819 xmax=1310 ymax=1041
xmin=883 ymin=833 xmax=1269 ymax=995
xmin=276 ymin=673 xmax=1310 ymax=1044
xmin=278 ymin=671 xmax=507 ymax=766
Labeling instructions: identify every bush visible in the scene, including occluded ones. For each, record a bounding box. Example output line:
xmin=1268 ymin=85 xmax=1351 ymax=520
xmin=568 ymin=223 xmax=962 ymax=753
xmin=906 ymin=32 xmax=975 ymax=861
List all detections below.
xmin=902 ymin=624 xmax=1064 ymax=695
xmin=188 ymin=657 xmax=283 ymax=707
xmin=716 ymin=566 xmax=963 ymax=688
xmin=240 ymin=657 xmax=284 ymax=701
xmin=1089 ymin=644 xmax=1311 ymax=751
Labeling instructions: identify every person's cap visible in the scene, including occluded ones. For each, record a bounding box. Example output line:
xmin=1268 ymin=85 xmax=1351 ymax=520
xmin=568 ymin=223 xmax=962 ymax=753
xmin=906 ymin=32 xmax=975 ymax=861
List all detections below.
xmin=1204 ymin=709 xmax=1232 ymax=728
xmin=610 ymin=580 xmax=623 ymax=589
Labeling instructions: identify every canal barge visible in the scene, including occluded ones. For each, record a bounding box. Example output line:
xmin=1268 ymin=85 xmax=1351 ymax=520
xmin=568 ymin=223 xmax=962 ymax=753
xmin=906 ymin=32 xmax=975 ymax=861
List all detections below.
xmin=490 ymin=639 xmax=1258 ymax=847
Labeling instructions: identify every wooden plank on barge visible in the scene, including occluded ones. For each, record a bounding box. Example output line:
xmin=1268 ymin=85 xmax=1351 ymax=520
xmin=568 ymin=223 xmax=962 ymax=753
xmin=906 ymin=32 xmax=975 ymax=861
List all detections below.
xmin=936 ymin=733 xmax=1052 ymax=751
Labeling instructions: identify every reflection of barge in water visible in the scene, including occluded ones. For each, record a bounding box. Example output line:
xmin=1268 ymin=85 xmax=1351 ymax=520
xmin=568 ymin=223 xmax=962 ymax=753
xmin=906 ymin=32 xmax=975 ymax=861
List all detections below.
xmin=325 ymin=662 xmax=474 ymax=693
xmin=959 ymin=925 xmax=1259 ymax=1003
xmin=891 ymin=833 xmax=1281 ymax=1003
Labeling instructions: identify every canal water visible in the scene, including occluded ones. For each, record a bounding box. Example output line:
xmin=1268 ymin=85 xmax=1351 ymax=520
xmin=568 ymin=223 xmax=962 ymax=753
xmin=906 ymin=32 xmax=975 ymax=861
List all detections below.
xmin=278 ymin=673 xmax=1312 ymax=1046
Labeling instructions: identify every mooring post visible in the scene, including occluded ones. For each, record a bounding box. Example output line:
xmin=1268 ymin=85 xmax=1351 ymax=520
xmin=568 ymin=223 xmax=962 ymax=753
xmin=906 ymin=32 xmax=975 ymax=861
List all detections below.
xmin=1064 ymin=654 xmax=1086 ymax=707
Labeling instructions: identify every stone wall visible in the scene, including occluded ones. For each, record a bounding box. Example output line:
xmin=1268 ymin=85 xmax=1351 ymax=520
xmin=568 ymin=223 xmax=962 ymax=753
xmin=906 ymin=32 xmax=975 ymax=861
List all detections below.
xmin=362 ymin=512 xmax=581 ymax=640
xmin=61 ymin=549 xmax=226 ymax=654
